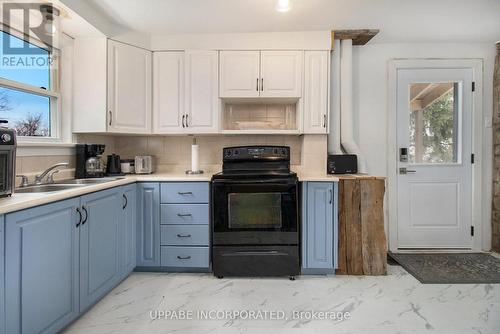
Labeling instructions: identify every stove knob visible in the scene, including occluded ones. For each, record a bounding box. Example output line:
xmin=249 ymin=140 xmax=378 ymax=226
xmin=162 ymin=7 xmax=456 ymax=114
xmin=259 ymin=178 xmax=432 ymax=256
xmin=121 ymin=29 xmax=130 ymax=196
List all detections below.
xmin=234 ymin=150 xmax=239 ymax=156
xmin=1 ymin=133 xmax=11 ymax=143
xmin=273 ymin=148 xmax=278 ymax=154
xmin=281 ymin=149 xmax=286 ymax=156
xmin=225 ymin=150 xmax=232 ymax=157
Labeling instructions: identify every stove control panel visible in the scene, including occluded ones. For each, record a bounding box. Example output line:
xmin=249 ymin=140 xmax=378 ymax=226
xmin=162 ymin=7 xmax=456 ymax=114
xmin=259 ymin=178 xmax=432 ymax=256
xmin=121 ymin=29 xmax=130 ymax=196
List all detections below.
xmin=223 ymin=146 xmax=290 ymax=161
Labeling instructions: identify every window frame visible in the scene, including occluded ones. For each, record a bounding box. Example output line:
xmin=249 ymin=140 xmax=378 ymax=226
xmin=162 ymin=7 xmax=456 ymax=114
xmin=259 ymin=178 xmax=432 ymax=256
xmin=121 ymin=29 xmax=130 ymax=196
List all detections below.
xmin=0 ymin=26 xmax=61 ymax=143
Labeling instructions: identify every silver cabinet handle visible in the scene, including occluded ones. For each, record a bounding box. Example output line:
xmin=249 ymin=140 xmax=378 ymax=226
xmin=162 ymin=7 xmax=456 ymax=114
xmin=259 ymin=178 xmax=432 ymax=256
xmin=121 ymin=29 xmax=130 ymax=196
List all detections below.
xmin=177 ymin=191 xmax=193 ymax=195
xmin=399 ymin=167 xmax=417 ymax=174
xmin=177 ymin=234 xmax=192 ymax=238
xmin=177 ymin=255 xmax=191 ymax=260
xmin=329 ymin=189 xmax=333 ymax=204
xmin=323 ymin=115 xmax=327 ymax=128
xmin=261 ymin=78 xmax=263 ymax=91
xmin=182 ymin=115 xmax=185 ymax=128
xmin=185 ymin=114 xmax=189 ymax=127
xmin=256 ymin=78 xmax=259 ymax=91
xmin=108 ymin=110 xmax=112 ymax=126
xmin=177 ymin=213 xmax=192 ymax=217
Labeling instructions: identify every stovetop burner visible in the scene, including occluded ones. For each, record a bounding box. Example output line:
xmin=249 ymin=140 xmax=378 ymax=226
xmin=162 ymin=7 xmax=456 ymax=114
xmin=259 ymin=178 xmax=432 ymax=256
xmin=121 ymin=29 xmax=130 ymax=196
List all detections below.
xmin=215 ymin=145 xmax=292 ymax=178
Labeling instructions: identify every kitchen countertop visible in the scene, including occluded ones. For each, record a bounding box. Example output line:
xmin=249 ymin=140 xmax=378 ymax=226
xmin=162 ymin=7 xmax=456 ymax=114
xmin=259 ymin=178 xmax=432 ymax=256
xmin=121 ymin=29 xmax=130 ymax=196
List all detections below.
xmin=0 ymin=171 xmax=384 ymax=215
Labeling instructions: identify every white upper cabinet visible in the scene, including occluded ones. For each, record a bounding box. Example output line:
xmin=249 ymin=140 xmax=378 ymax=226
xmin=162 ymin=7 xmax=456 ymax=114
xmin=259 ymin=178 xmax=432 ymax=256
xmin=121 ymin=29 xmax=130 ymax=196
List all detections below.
xmin=303 ymin=51 xmax=329 ymax=134
xmin=73 ymin=38 xmax=152 ymax=134
xmin=219 ymin=50 xmax=303 ymax=99
xmin=260 ymin=51 xmax=303 ymax=98
xmin=153 ymin=52 xmax=184 ymax=134
xmin=219 ymin=51 xmax=260 ymax=98
xmin=108 ymin=40 xmax=152 ymax=134
xmin=73 ymin=38 xmax=107 ymax=133
xmin=184 ymin=50 xmax=219 ymax=133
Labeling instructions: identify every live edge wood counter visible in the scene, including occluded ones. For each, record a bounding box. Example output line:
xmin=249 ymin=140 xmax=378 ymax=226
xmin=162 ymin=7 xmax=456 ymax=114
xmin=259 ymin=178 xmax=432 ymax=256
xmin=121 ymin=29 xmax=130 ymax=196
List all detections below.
xmin=336 ymin=176 xmax=387 ymax=276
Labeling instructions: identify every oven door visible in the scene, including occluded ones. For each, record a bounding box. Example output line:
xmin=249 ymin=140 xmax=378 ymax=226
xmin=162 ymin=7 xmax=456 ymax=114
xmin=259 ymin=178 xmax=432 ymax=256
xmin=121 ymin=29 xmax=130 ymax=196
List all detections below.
xmin=212 ymin=177 xmax=298 ymax=245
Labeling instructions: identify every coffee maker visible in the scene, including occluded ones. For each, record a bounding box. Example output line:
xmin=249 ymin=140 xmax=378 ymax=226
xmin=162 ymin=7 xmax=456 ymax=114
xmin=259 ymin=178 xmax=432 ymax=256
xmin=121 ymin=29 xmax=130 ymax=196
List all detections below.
xmin=76 ymin=144 xmax=106 ymax=178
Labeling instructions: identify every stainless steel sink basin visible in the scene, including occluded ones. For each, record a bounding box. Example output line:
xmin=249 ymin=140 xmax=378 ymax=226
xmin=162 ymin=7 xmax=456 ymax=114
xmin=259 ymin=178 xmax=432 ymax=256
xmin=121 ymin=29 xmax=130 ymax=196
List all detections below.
xmin=56 ymin=177 xmax=124 ymax=185
xmin=15 ymin=184 xmax=84 ymax=194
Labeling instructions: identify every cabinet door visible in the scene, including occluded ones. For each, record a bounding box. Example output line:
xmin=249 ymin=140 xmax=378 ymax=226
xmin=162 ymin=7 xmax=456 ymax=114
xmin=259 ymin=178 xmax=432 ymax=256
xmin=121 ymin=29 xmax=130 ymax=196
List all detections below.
xmin=137 ymin=183 xmax=160 ymax=267
xmin=219 ymin=51 xmax=260 ymax=98
xmin=5 ymin=199 xmax=80 ymax=334
xmin=184 ymin=50 xmax=219 ymax=133
xmin=153 ymin=52 xmax=185 ymax=133
xmin=260 ymin=51 xmax=303 ymax=98
xmin=0 ymin=215 xmax=4 ymax=334
xmin=303 ymin=51 xmax=329 ymax=134
xmin=108 ymin=40 xmax=152 ymax=134
xmin=79 ymin=188 xmax=121 ymax=311
xmin=303 ymin=182 xmax=334 ymax=269
xmin=120 ymin=184 xmax=137 ymax=278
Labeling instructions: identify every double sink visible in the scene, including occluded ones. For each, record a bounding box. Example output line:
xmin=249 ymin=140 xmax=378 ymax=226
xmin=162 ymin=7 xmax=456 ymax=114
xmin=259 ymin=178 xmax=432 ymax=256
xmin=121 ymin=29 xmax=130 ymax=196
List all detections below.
xmin=15 ymin=177 xmax=125 ymax=194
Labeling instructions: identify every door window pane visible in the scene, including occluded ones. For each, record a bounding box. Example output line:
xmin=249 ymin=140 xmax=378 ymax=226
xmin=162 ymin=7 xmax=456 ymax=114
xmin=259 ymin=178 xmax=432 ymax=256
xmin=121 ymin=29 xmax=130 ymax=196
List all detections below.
xmin=408 ymin=82 xmax=459 ymax=163
xmin=228 ymin=193 xmax=282 ymax=229
xmin=0 ymin=87 xmax=51 ymax=136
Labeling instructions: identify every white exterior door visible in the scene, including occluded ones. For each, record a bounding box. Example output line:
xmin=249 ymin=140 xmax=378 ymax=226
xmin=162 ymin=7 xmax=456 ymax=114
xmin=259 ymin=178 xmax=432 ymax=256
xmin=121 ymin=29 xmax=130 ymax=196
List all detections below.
xmin=184 ymin=50 xmax=219 ymax=133
xmin=396 ymin=68 xmax=473 ymax=249
xmin=219 ymin=51 xmax=260 ymax=98
xmin=153 ymin=52 xmax=184 ymax=134
xmin=260 ymin=51 xmax=302 ymax=98
xmin=107 ymin=40 xmax=152 ymax=134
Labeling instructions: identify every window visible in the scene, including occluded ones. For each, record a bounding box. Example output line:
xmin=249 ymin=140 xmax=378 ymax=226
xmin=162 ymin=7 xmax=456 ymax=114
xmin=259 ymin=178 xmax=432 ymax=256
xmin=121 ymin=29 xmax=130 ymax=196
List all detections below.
xmin=408 ymin=82 xmax=460 ymax=164
xmin=0 ymin=30 xmax=59 ymax=139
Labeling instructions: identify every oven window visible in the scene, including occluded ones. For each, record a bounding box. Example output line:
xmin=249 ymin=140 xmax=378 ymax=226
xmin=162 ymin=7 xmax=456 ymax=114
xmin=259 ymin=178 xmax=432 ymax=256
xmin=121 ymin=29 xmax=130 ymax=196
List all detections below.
xmin=228 ymin=193 xmax=282 ymax=229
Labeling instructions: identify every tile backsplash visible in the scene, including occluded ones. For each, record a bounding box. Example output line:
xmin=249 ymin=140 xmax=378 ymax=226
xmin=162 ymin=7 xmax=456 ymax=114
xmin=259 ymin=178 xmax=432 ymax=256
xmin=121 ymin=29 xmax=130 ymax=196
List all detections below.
xmin=17 ymin=134 xmax=327 ymax=177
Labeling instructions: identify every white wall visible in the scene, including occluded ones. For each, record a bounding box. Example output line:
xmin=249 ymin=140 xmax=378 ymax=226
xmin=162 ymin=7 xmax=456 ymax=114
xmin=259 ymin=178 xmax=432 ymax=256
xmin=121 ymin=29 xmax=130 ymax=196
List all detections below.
xmin=352 ymin=42 xmax=496 ymax=250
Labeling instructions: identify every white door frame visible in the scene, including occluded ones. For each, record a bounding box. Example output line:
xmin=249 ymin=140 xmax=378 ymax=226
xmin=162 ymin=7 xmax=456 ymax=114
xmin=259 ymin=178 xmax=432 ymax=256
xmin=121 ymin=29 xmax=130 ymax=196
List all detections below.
xmin=387 ymin=59 xmax=484 ymax=252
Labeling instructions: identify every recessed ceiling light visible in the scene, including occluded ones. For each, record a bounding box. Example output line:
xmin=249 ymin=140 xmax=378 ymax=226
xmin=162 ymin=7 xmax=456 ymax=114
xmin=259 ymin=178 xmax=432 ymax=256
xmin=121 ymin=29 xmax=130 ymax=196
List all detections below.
xmin=276 ymin=0 xmax=291 ymax=12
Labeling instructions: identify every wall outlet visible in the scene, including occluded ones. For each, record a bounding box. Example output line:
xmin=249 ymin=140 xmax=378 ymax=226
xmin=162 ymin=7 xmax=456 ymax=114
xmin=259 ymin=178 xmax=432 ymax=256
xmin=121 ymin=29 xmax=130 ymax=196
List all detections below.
xmin=484 ymin=117 xmax=492 ymax=128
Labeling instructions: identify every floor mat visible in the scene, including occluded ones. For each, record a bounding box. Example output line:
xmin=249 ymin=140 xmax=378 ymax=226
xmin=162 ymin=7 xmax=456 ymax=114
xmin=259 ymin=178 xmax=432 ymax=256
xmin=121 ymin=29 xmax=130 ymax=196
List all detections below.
xmin=388 ymin=252 xmax=500 ymax=284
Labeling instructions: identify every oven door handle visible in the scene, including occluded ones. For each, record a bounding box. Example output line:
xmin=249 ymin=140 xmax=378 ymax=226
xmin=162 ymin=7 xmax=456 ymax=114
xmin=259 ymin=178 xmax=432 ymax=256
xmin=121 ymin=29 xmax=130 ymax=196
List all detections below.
xmin=222 ymin=251 xmax=289 ymax=257
xmin=213 ymin=179 xmax=296 ymax=185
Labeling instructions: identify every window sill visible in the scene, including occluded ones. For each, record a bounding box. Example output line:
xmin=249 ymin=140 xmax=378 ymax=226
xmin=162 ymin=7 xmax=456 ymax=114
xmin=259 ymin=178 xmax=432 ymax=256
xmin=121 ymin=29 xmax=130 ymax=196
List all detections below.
xmin=16 ymin=141 xmax=76 ymax=157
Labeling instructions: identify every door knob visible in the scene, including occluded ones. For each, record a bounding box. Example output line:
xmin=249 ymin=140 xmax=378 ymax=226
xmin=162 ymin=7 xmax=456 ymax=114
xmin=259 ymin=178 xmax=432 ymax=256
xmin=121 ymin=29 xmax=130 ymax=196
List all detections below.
xmin=399 ymin=167 xmax=417 ymax=174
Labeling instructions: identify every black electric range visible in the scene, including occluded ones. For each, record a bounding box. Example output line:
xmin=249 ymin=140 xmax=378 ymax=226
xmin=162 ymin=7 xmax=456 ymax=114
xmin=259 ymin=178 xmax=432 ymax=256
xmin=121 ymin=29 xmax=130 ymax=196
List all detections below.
xmin=211 ymin=146 xmax=299 ymax=279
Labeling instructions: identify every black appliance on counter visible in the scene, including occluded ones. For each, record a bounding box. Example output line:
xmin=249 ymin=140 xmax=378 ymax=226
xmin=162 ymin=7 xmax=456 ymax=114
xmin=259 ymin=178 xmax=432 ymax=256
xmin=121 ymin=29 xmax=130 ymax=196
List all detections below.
xmin=327 ymin=154 xmax=358 ymax=174
xmin=75 ymin=144 xmax=106 ymax=178
xmin=0 ymin=120 xmax=16 ymax=197
xmin=106 ymin=154 xmax=124 ymax=176
xmin=211 ymin=146 xmax=299 ymax=279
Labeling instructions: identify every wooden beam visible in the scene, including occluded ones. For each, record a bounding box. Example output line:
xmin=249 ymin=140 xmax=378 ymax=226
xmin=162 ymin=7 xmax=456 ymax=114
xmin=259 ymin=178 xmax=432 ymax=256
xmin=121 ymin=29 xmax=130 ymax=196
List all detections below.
xmin=332 ymin=29 xmax=379 ymax=45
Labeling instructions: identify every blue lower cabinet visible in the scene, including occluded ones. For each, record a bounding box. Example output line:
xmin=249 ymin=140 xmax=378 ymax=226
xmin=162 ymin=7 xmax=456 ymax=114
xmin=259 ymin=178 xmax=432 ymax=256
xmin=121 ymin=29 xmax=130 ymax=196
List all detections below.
xmin=161 ymin=246 xmax=210 ymax=268
xmin=120 ymin=184 xmax=137 ymax=278
xmin=0 ymin=215 xmax=4 ymax=334
xmin=5 ymin=198 xmax=81 ymax=334
xmin=79 ymin=187 xmax=122 ymax=311
xmin=136 ymin=183 xmax=160 ymax=267
xmin=302 ymin=182 xmax=338 ymax=274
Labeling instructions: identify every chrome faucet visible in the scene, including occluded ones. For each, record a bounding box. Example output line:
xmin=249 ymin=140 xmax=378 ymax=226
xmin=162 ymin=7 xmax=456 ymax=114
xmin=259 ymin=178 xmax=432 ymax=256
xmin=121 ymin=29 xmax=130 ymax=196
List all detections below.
xmin=34 ymin=162 xmax=69 ymax=185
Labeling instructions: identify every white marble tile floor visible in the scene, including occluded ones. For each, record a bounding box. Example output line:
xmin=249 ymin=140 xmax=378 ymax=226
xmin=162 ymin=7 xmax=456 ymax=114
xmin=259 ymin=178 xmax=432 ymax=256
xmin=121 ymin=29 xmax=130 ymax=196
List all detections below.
xmin=63 ymin=265 xmax=500 ymax=334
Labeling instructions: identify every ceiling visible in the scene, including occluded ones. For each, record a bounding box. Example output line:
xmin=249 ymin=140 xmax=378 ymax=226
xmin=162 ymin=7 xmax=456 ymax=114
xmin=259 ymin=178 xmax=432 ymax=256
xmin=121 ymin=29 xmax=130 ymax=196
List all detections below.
xmin=81 ymin=0 xmax=500 ymax=43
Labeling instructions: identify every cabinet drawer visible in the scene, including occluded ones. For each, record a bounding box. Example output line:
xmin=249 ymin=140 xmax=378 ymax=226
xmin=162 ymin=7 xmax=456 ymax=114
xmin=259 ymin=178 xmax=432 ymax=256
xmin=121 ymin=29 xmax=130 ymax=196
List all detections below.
xmin=160 ymin=204 xmax=209 ymax=225
xmin=161 ymin=246 xmax=209 ymax=268
xmin=160 ymin=182 xmax=209 ymax=203
xmin=161 ymin=225 xmax=209 ymax=246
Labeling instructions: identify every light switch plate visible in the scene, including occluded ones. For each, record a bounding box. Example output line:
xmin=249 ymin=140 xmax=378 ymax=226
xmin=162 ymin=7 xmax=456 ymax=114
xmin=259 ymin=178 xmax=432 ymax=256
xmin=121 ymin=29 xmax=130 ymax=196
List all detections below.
xmin=484 ymin=117 xmax=492 ymax=128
